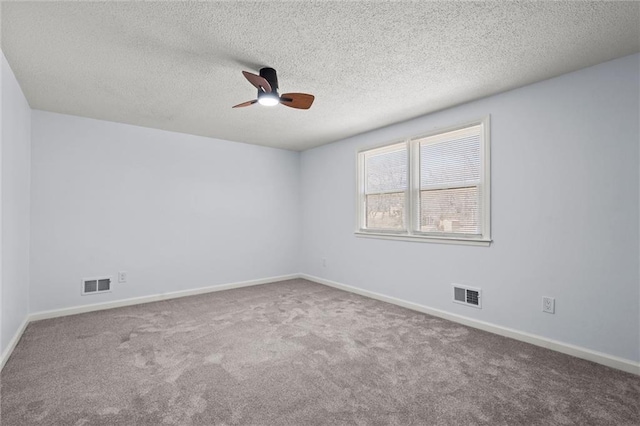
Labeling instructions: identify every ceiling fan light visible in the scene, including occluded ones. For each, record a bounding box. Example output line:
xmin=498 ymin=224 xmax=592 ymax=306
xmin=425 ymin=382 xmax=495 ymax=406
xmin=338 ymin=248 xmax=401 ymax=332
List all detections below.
xmin=258 ymin=95 xmax=279 ymax=106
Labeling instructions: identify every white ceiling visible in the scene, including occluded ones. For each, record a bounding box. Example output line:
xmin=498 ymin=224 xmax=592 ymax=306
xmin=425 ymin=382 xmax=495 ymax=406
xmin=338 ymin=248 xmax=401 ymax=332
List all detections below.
xmin=2 ymin=1 xmax=639 ymax=151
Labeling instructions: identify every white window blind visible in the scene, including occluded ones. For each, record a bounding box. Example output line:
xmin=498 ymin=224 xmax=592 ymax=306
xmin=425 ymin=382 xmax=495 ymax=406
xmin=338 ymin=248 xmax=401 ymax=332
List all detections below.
xmin=363 ymin=143 xmax=407 ymax=231
xmin=357 ymin=118 xmax=490 ymax=245
xmin=417 ymin=125 xmax=482 ymax=236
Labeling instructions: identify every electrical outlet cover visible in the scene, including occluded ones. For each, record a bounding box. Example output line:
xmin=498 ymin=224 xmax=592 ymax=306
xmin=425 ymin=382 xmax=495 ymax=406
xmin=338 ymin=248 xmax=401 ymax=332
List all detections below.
xmin=542 ymin=296 xmax=555 ymax=314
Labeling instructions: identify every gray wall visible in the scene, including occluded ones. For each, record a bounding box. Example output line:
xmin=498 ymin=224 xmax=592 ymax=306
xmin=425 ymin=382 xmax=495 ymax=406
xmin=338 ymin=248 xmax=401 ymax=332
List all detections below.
xmin=299 ymin=54 xmax=640 ymax=362
xmin=1 ymin=52 xmax=31 ymax=355
xmin=30 ymin=111 xmax=300 ymax=312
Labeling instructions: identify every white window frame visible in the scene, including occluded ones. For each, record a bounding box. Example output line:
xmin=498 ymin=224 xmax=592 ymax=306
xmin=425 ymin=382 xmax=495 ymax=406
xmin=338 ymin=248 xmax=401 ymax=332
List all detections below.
xmin=355 ymin=116 xmax=491 ymax=246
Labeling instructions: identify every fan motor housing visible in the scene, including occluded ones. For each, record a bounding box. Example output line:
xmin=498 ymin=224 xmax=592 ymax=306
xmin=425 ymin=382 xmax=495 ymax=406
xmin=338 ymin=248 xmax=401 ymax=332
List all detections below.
xmin=259 ymin=67 xmax=279 ymax=91
xmin=257 ymin=68 xmax=280 ymax=103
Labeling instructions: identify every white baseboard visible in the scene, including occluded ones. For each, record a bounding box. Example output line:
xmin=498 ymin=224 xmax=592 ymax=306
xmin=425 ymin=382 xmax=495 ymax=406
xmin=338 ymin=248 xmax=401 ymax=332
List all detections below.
xmin=29 ymin=274 xmax=299 ymax=322
xmin=300 ymin=274 xmax=640 ymax=376
xmin=0 ymin=317 xmax=29 ymax=371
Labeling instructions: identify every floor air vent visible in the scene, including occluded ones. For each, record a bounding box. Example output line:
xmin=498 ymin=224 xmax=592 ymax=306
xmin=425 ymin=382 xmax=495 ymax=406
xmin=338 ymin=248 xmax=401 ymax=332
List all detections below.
xmin=82 ymin=276 xmax=112 ymax=295
xmin=452 ymin=284 xmax=481 ymax=309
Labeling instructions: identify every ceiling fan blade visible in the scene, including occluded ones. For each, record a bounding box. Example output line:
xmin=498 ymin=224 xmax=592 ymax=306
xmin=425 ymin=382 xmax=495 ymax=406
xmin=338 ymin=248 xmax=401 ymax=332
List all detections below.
xmin=242 ymin=71 xmax=272 ymax=93
xmin=232 ymin=99 xmax=258 ymax=108
xmin=280 ymin=93 xmax=315 ymax=109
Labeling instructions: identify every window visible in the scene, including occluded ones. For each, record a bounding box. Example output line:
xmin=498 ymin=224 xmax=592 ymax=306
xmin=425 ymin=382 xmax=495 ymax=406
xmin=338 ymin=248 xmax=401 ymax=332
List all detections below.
xmin=356 ymin=117 xmax=490 ymax=245
xmin=362 ymin=143 xmax=407 ymax=231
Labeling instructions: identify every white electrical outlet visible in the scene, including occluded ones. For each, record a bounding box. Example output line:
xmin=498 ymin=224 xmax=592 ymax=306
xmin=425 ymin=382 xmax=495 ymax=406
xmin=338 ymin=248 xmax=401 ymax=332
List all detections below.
xmin=322 ymin=258 xmax=327 ymax=267
xmin=542 ymin=296 xmax=555 ymax=314
xmin=118 ymin=271 xmax=127 ymax=283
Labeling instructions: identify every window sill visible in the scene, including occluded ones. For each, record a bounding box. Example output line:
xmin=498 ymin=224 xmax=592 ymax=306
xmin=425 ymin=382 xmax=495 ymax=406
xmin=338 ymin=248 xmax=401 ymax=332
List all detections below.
xmin=354 ymin=231 xmax=492 ymax=247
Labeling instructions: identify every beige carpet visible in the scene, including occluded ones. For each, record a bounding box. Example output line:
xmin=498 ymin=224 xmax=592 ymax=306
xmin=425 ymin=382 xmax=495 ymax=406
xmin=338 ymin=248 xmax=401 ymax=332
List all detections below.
xmin=1 ymin=279 xmax=639 ymax=425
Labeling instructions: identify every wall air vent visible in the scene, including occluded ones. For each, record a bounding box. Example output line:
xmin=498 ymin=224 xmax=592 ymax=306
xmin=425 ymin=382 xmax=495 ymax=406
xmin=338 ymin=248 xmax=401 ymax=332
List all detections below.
xmin=82 ymin=276 xmax=112 ymax=295
xmin=452 ymin=284 xmax=481 ymax=309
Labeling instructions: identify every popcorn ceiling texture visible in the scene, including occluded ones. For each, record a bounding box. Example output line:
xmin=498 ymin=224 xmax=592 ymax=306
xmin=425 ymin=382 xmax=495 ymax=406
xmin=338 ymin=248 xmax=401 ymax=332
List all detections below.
xmin=2 ymin=280 xmax=639 ymax=425
xmin=1 ymin=1 xmax=639 ymax=150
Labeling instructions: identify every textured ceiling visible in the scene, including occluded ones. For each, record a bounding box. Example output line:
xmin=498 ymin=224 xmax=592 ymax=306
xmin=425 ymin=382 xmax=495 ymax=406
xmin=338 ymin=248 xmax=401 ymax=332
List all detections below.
xmin=2 ymin=1 xmax=639 ymax=151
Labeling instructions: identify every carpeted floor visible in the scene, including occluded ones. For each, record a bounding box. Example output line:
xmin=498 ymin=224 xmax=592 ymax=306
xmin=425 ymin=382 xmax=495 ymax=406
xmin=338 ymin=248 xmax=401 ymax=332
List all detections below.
xmin=1 ymin=279 xmax=639 ymax=425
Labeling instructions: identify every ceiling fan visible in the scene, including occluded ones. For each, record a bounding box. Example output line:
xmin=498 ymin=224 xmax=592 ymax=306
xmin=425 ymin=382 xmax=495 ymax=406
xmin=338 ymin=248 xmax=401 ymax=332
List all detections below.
xmin=232 ymin=67 xmax=315 ymax=110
